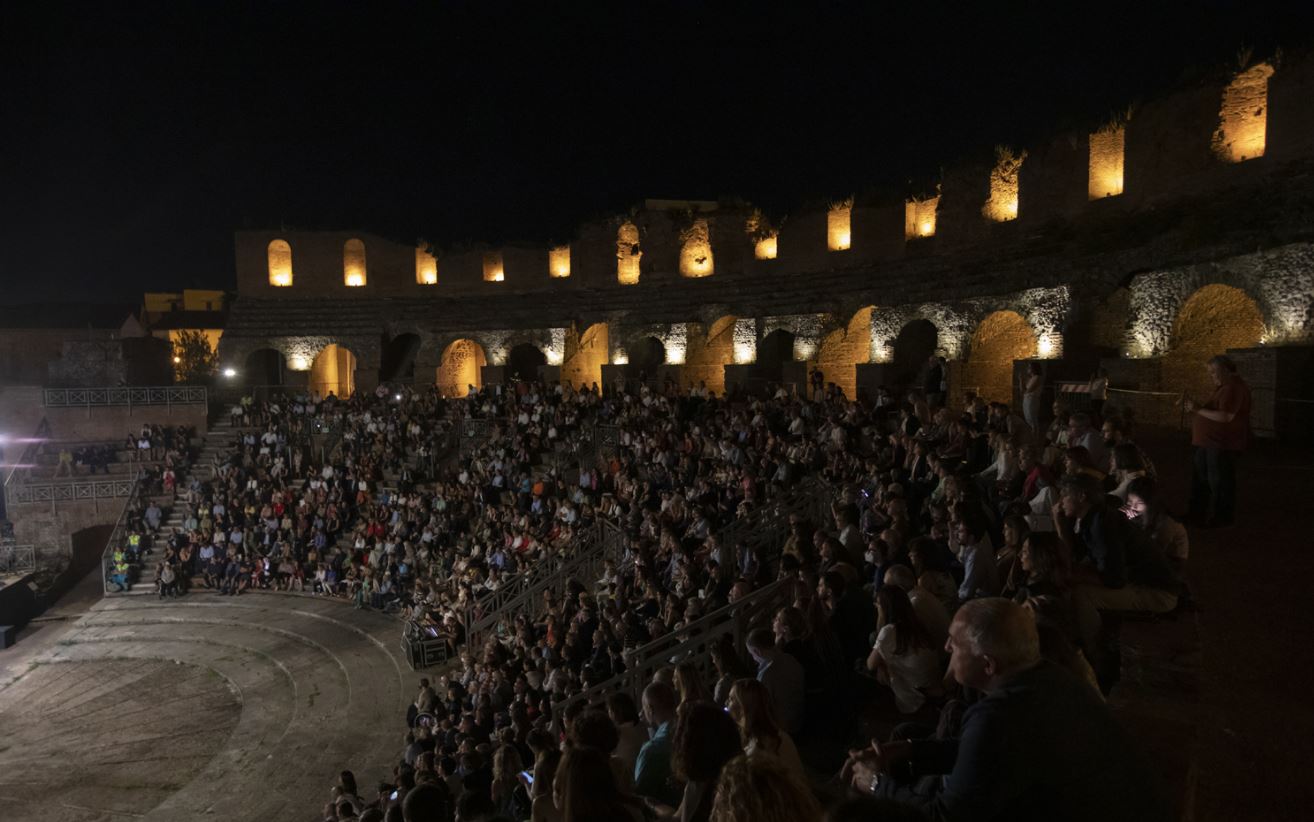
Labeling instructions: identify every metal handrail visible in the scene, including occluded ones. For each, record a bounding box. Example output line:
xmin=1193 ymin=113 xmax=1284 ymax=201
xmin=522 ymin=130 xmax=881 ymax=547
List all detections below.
xmin=464 ymin=521 xmax=620 ymax=650
xmin=0 ymin=541 xmax=36 ymax=575
xmin=101 ymin=469 xmax=147 ymax=594
xmin=554 ymin=576 xmax=795 ymax=716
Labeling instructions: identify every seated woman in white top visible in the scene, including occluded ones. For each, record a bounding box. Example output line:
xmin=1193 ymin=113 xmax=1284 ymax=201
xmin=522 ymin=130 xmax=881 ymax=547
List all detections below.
xmin=866 ymin=585 xmax=944 ymax=714
xmin=726 ymin=678 xmax=806 ymax=780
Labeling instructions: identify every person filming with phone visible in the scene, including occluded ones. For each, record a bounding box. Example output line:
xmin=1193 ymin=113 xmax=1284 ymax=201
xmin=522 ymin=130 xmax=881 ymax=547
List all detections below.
xmin=1181 ymin=354 xmax=1251 ymax=528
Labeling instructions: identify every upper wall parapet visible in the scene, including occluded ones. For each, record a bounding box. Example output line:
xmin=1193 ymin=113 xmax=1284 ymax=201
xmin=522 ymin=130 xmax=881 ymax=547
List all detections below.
xmin=234 ymin=54 xmax=1314 ymax=300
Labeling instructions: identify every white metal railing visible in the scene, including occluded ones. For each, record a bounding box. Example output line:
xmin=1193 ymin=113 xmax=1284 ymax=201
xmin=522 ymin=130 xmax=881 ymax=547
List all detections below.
xmin=43 ymin=385 xmax=207 ymax=408
xmin=0 ymin=541 xmax=36 ymax=575
xmin=6 ymin=476 xmax=140 ymax=507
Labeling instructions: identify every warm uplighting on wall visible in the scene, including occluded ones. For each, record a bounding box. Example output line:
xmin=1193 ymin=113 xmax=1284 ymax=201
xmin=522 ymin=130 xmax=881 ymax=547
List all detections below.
xmin=617 ymin=222 xmax=641 ymax=285
xmin=1037 ymin=332 xmax=1061 ymax=359
xmin=904 ymin=196 xmax=939 ymax=239
xmin=1213 ymin=62 xmax=1275 ymax=163
xmin=983 ymin=148 xmax=1025 ymax=222
xmin=416 ymin=246 xmax=438 ymax=285
xmin=827 ymin=198 xmax=852 ymax=250
xmin=612 ymin=347 xmax=629 ymax=365
xmin=289 ymin=356 xmax=309 ymax=371
xmin=549 ymin=245 xmax=571 ymax=278
xmin=754 ymin=234 xmax=778 ymax=260
xmin=1088 ymin=123 xmax=1125 ymax=200
xmin=482 ymin=251 xmax=505 ymax=282
xmin=343 ymin=238 xmax=367 ymax=287
xmin=267 ymin=239 xmax=293 ymax=287
xmin=732 ymin=318 xmax=757 ymax=364
xmin=679 ymin=219 xmax=714 ymax=278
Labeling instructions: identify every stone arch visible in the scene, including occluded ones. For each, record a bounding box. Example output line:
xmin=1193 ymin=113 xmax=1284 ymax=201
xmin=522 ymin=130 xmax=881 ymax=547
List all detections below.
xmin=682 ymin=315 xmax=738 ymax=395
xmin=507 ymin=342 xmax=548 ymax=382
xmin=891 ymin=319 xmax=938 ymax=395
xmin=244 ymin=348 xmax=286 ymax=387
xmin=437 ymin=339 xmax=487 ymax=398
xmin=758 ymin=329 xmax=796 ymax=383
xmin=562 ymin=322 xmax=609 ymax=388
xmin=310 ymin=344 xmax=357 ymax=399
xmin=813 ymin=306 xmax=874 ymax=398
xmin=1163 ymin=284 xmax=1264 ymax=402
xmin=626 ymin=336 xmax=666 ymax=377
xmin=267 ymin=239 xmax=293 ymax=287
xmin=380 ymin=333 xmax=422 ymax=383
xmin=961 ymin=310 xmax=1038 ymax=403
xmin=343 ymin=238 xmax=367 ymax=287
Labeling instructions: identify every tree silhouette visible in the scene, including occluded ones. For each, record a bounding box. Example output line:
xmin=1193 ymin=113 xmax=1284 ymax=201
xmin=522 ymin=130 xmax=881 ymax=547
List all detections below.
xmin=173 ymin=329 xmax=218 ymax=384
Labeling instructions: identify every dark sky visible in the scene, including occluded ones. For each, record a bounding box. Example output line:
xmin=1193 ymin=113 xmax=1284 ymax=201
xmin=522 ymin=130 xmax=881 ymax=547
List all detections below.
xmin=2 ymin=0 xmax=1311 ymax=305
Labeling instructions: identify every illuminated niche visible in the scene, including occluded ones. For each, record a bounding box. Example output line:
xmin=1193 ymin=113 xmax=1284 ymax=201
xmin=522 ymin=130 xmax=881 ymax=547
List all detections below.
xmin=1088 ymin=122 xmax=1125 ymax=200
xmin=827 ymin=198 xmax=852 ymax=250
xmin=1213 ymin=62 xmax=1275 ymax=163
xmin=482 ymin=251 xmax=505 ymax=282
xmin=904 ymin=195 xmax=939 ymax=239
xmin=679 ymin=219 xmax=714 ymax=278
xmin=267 ymin=239 xmax=293 ymax=286
xmin=416 ymin=246 xmax=437 ymax=285
xmin=617 ymin=222 xmax=641 ymax=285
xmin=549 ymin=245 xmax=571 ymax=278
xmin=983 ymin=147 xmax=1025 ymax=222
xmin=343 ymin=238 xmax=367 ymax=287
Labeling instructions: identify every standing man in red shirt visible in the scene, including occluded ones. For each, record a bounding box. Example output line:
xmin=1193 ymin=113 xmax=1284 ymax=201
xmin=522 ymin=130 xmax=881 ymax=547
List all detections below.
xmin=1183 ymin=355 xmax=1251 ymax=527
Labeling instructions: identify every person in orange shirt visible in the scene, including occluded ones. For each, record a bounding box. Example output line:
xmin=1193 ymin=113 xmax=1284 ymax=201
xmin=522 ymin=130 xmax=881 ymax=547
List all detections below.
xmin=1183 ymin=355 xmax=1251 ymax=528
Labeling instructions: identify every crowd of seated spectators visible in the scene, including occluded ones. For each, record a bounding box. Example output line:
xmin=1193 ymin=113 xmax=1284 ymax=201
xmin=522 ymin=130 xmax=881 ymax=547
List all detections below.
xmin=301 ymin=373 xmax=1180 ymax=822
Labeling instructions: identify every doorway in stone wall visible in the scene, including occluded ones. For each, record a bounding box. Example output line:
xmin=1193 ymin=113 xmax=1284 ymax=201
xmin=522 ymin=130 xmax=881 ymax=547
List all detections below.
xmin=309 ymin=344 xmax=357 ymax=399
xmin=962 ymin=311 xmax=1037 ymax=403
xmin=627 ymin=337 xmax=666 ymax=382
xmin=380 ymin=333 xmax=421 ymax=384
xmin=437 ymin=339 xmax=487 ymax=397
xmin=891 ymin=319 xmax=938 ymax=397
xmin=1164 ymin=284 xmax=1264 ymax=405
xmin=507 ymin=343 xmax=547 ymax=383
xmin=757 ymin=329 xmax=796 ymax=386
xmin=244 ymin=348 xmax=285 ymax=388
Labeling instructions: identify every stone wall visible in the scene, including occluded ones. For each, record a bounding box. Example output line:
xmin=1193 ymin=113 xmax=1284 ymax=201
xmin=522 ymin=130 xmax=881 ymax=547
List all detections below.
xmin=0 ymin=386 xmax=209 ymax=442
xmin=217 ymin=54 xmax=1314 ymax=435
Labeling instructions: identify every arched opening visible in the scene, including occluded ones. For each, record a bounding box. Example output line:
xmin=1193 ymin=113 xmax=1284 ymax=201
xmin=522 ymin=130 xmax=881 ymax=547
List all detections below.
xmin=343 ymin=238 xmax=367 ymax=287
xmin=963 ymin=311 xmax=1038 ymax=403
xmin=267 ymin=239 xmax=293 ymax=287
xmin=380 ymin=333 xmax=422 ymax=384
xmin=244 ymin=348 xmax=286 ymax=387
xmin=891 ymin=319 xmax=938 ymax=395
xmin=1164 ymin=284 xmax=1264 ymax=402
xmin=627 ymin=336 xmax=666 ymax=379
xmin=758 ymin=329 xmax=796 ymax=383
xmin=309 ymin=344 xmax=357 ymax=399
xmin=563 ymin=322 xmax=608 ymax=388
xmin=814 ymin=307 xmax=874 ymax=399
xmin=507 ymin=343 xmax=548 ymax=383
xmin=437 ymin=339 xmax=487 ymax=398
xmin=681 ymin=316 xmax=738 ymax=395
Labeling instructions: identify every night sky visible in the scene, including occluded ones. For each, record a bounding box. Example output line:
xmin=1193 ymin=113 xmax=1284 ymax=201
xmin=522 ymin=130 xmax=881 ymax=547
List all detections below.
xmin=2 ymin=0 xmax=1311 ymax=305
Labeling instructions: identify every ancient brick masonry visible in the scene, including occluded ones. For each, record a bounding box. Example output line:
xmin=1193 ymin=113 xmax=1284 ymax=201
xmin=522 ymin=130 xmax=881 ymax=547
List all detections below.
xmin=219 ymin=56 xmax=1314 ymax=433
